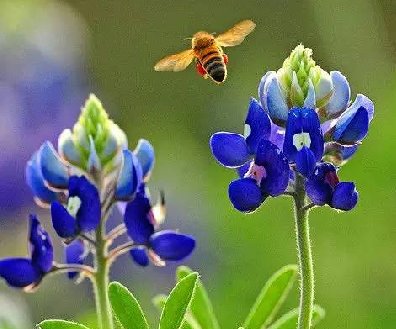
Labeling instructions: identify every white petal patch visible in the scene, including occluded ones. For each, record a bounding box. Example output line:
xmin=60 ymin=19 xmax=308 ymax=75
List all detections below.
xmin=67 ymin=196 xmax=82 ymax=217
xmin=293 ymin=132 xmax=311 ymax=151
xmin=244 ymin=124 xmax=251 ymax=138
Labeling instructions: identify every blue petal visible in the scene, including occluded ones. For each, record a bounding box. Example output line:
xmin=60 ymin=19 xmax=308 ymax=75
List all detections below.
xmin=115 ymin=150 xmax=143 ymax=201
xmin=283 ymin=108 xmax=324 ymax=162
xmin=65 ymin=240 xmax=86 ymax=279
xmin=87 ymin=136 xmax=101 ymax=171
xmin=244 ymin=98 xmax=271 ymax=153
xmin=305 ymin=163 xmax=336 ymax=205
xmin=29 ymin=215 xmax=53 ymax=273
xmin=295 ymin=147 xmax=316 ymax=177
xmin=210 ymin=133 xmax=250 ymax=168
xmin=269 ymin=123 xmax=286 ymax=149
xmin=331 ymin=182 xmax=358 ymax=211
xmin=150 ymin=230 xmax=195 ymax=261
xmin=124 ymin=193 xmax=154 ymax=244
xmin=58 ymin=129 xmax=82 ymax=164
xmin=237 ymin=161 xmax=252 ymax=178
xmin=228 ymin=178 xmax=266 ymax=212
xmin=39 ymin=141 xmax=69 ymax=189
xmin=69 ymin=176 xmax=101 ymax=233
xmin=130 ymin=247 xmax=149 ymax=267
xmin=303 ymin=79 xmax=316 ymax=109
xmin=258 ymin=71 xmax=274 ymax=107
xmin=0 ymin=258 xmax=41 ymax=288
xmin=263 ymin=74 xmax=289 ymax=125
xmin=26 ymin=152 xmax=57 ymax=205
xmin=134 ymin=139 xmax=155 ymax=179
xmin=333 ymin=94 xmax=374 ymax=144
xmin=324 ymin=71 xmax=351 ymax=118
xmin=255 ymin=140 xmax=289 ymax=196
xmin=51 ymin=201 xmax=77 ymax=238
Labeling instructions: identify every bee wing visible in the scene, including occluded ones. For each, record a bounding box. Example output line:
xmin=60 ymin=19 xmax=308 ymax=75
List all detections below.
xmin=154 ymin=49 xmax=195 ymax=72
xmin=215 ymin=20 xmax=256 ymax=47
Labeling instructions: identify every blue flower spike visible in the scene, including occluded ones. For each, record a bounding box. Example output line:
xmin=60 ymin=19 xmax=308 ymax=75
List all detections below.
xmin=0 ymin=215 xmax=53 ymax=289
xmin=123 ymin=191 xmax=195 ymax=266
xmin=51 ymin=175 xmax=101 ymax=239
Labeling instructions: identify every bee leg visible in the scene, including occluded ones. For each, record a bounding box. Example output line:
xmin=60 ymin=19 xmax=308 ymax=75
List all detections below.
xmin=223 ymin=54 xmax=229 ymax=65
xmin=196 ymin=61 xmax=207 ymax=77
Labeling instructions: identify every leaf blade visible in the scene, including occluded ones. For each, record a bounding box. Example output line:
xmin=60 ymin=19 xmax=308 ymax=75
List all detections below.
xmin=37 ymin=320 xmax=91 ymax=329
xmin=243 ymin=265 xmax=298 ymax=329
xmin=108 ymin=281 xmax=149 ymax=329
xmin=159 ymin=272 xmax=198 ymax=329
xmin=267 ymin=305 xmax=325 ymax=329
xmin=176 ymin=266 xmax=220 ymax=329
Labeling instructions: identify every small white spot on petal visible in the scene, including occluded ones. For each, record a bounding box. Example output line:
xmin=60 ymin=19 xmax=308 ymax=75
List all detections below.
xmin=67 ymin=196 xmax=82 ymax=217
xmin=293 ymin=132 xmax=311 ymax=151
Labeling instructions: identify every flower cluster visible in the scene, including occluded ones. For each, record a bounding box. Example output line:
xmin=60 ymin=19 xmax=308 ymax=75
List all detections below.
xmin=0 ymin=94 xmax=195 ymax=289
xmin=210 ymin=45 xmax=374 ymax=213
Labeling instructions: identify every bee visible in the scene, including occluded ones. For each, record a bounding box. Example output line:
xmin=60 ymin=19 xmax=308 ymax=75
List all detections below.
xmin=154 ymin=20 xmax=256 ymax=84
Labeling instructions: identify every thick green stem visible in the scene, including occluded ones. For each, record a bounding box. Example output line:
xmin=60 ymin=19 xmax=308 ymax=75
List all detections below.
xmin=94 ymin=221 xmax=113 ymax=329
xmin=294 ymin=173 xmax=314 ymax=329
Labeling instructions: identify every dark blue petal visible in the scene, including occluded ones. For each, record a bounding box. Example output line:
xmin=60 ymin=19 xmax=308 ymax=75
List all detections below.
xmin=255 ymin=140 xmax=289 ymax=196
xmin=283 ymin=108 xmax=324 ymax=162
xmin=134 ymin=139 xmax=155 ymax=179
xmin=0 ymin=258 xmax=41 ymax=288
xmin=51 ymin=201 xmax=77 ymax=238
xmin=29 ymin=215 xmax=53 ymax=273
xmin=65 ymin=240 xmax=86 ymax=279
xmin=149 ymin=230 xmax=195 ymax=261
xmin=228 ymin=178 xmax=266 ymax=213
xmin=237 ymin=161 xmax=252 ymax=178
xmin=210 ymin=133 xmax=250 ymax=168
xmin=295 ymin=147 xmax=316 ymax=177
xmin=69 ymin=176 xmax=101 ymax=233
xmin=130 ymin=247 xmax=149 ymax=267
xmin=305 ymin=164 xmax=334 ymax=206
xmin=124 ymin=193 xmax=154 ymax=244
xmin=115 ymin=150 xmax=143 ymax=201
xmin=244 ymin=98 xmax=271 ymax=153
xmin=331 ymin=182 xmax=358 ymax=211
xmin=333 ymin=94 xmax=374 ymax=144
xmin=39 ymin=141 xmax=69 ymax=189
xmin=26 ymin=151 xmax=57 ymax=205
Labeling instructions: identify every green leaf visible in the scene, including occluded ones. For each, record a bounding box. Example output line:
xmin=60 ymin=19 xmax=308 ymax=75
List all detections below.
xmin=267 ymin=305 xmax=325 ymax=329
xmin=159 ymin=272 xmax=198 ymax=329
xmin=176 ymin=266 xmax=220 ymax=329
xmin=108 ymin=281 xmax=149 ymax=329
xmin=37 ymin=320 xmax=91 ymax=329
xmin=243 ymin=265 xmax=298 ymax=329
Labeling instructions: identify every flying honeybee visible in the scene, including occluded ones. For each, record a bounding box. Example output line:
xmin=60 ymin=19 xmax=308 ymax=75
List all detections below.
xmin=154 ymin=20 xmax=256 ymax=84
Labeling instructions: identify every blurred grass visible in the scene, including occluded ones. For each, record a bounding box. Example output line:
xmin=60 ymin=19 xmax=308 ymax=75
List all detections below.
xmin=1 ymin=0 xmax=396 ymax=328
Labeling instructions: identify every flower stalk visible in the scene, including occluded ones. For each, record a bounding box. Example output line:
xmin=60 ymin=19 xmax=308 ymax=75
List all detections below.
xmin=293 ymin=173 xmax=314 ymax=329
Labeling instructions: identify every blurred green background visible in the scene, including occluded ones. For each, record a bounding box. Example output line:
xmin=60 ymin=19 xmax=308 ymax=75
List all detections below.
xmin=0 ymin=0 xmax=396 ymax=328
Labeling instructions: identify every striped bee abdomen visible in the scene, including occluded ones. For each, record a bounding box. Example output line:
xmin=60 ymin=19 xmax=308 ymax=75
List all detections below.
xmin=200 ymin=47 xmax=227 ymax=83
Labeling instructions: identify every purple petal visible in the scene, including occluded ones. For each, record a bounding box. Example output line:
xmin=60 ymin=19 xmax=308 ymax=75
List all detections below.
xmin=331 ymin=182 xmax=358 ymax=211
xmin=51 ymin=201 xmax=77 ymax=238
xmin=244 ymin=98 xmax=271 ymax=153
xmin=65 ymin=239 xmax=86 ymax=279
xmin=210 ymin=133 xmax=250 ymax=168
xmin=124 ymin=193 xmax=154 ymax=244
xmin=39 ymin=141 xmax=69 ymax=189
xmin=134 ymin=139 xmax=155 ymax=179
xmin=228 ymin=178 xmax=266 ymax=213
xmin=324 ymin=71 xmax=351 ymax=118
xmin=130 ymin=247 xmax=149 ymax=266
xmin=295 ymin=147 xmax=316 ymax=177
xmin=269 ymin=123 xmax=286 ymax=149
xmin=0 ymin=258 xmax=41 ymax=288
xmin=69 ymin=176 xmax=101 ymax=233
xmin=115 ymin=150 xmax=143 ymax=201
xmin=255 ymin=140 xmax=289 ymax=196
xmin=150 ymin=230 xmax=195 ymax=261
xmin=29 ymin=215 xmax=53 ymax=273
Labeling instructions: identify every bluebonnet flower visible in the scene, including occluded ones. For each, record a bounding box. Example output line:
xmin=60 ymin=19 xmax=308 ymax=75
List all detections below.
xmin=125 ymin=190 xmax=195 ymax=266
xmin=51 ymin=175 xmax=101 ymax=239
xmin=210 ymin=99 xmax=289 ymax=212
xmin=65 ymin=240 xmax=87 ymax=279
xmin=0 ymin=215 xmax=53 ymax=289
xmin=210 ymin=45 xmax=374 ymax=213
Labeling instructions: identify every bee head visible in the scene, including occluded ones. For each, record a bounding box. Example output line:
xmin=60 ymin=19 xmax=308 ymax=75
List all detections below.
xmin=192 ymin=31 xmax=215 ymax=49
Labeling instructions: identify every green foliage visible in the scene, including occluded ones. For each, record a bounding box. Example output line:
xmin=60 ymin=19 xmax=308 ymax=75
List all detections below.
xmin=267 ymin=305 xmax=325 ymax=329
xmin=159 ymin=272 xmax=198 ymax=329
xmin=108 ymin=282 xmax=149 ymax=329
xmin=37 ymin=320 xmax=91 ymax=329
xmin=243 ymin=265 xmax=298 ymax=329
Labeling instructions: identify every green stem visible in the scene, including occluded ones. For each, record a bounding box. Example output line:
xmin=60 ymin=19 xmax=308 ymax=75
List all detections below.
xmin=293 ymin=173 xmax=314 ymax=329
xmin=94 ymin=221 xmax=113 ymax=329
